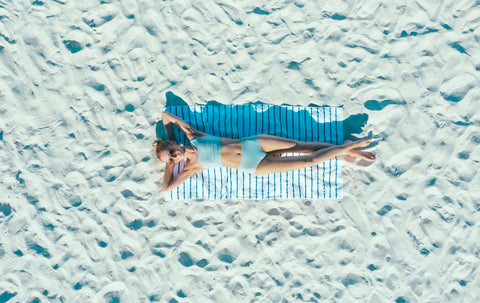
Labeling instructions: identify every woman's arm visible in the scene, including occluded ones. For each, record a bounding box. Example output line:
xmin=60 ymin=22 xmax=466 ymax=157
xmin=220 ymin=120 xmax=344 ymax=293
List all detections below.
xmin=163 ymin=122 xmax=176 ymax=141
xmin=162 ymin=161 xmax=175 ymax=190
xmin=162 ymin=161 xmax=201 ymax=192
xmin=162 ymin=112 xmax=205 ymax=140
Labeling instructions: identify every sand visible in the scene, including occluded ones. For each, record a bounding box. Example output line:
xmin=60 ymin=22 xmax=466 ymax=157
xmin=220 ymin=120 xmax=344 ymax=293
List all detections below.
xmin=0 ymin=0 xmax=479 ymax=302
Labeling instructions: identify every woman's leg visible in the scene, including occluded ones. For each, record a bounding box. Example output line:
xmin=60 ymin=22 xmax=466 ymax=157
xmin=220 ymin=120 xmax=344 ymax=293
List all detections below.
xmin=257 ymin=134 xmax=336 ymax=154
xmin=254 ymin=139 xmax=372 ymax=175
xmin=257 ymin=134 xmax=375 ymax=160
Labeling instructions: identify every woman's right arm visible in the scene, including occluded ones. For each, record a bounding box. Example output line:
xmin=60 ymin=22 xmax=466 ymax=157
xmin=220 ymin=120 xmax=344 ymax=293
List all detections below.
xmin=162 ymin=160 xmax=202 ymax=192
xmin=162 ymin=161 xmax=175 ymax=191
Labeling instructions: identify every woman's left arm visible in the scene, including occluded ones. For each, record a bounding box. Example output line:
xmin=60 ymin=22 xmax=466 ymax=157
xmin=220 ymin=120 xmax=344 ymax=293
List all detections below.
xmin=162 ymin=112 xmax=204 ymax=140
xmin=163 ymin=122 xmax=176 ymax=141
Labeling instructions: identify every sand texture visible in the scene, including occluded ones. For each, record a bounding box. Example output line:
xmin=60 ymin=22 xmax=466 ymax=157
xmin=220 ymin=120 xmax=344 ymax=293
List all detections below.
xmin=1 ymin=0 xmax=479 ymax=302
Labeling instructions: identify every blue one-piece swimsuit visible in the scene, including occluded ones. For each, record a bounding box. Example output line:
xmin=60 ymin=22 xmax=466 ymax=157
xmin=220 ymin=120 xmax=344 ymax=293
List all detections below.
xmin=190 ymin=134 xmax=266 ymax=174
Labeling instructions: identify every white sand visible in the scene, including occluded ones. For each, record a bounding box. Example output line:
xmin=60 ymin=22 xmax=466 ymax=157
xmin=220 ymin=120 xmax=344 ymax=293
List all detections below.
xmin=1 ymin=0 xmax=479 ymax=302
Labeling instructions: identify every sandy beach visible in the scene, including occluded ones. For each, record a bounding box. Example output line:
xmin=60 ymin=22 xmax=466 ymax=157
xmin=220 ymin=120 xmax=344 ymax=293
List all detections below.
xmin=1 ymin=0 xmax=479 ymax=302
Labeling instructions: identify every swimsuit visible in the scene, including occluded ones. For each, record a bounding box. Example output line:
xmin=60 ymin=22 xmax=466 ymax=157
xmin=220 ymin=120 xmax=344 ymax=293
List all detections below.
xmin=190 ymin=134 xmax=222 ymax=169
xmin=190 ymin=135 xmax=267 ymax=174
xmin=238 ymin=135 xmax=267 ymax=174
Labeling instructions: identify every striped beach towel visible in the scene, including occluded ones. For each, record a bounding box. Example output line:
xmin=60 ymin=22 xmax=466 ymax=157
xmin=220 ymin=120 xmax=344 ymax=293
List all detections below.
xmin=164 ymin=104 xmax=343 ymax=200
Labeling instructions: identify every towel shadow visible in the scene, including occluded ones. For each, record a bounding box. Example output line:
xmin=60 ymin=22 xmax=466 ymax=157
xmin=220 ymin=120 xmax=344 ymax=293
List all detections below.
xmin=166 ymin=91 xmax=188 ymax=107
xmin=157 ymin=93 xmax=371 ymax=145
xmin=343 ymin=113 xmax=369 ymax=140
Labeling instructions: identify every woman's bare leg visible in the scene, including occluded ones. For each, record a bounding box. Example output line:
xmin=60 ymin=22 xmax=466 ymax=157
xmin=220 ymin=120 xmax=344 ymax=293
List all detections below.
xmin=254 ymin=139 xmax=372 ymax=175
xmin=257 ymin=135 xmax=375 ymax=160
xmin=257 ymin=134 xmax=337 ymax=154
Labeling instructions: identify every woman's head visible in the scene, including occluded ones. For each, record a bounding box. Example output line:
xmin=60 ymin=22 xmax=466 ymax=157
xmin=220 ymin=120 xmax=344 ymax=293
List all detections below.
xmin=153 ymin=139 xmax=185 ymax=163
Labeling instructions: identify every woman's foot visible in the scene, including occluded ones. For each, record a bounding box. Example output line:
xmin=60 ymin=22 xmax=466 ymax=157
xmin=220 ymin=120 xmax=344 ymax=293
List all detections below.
xmin=342 ymin=139 xmax=375 ymax=161
xmin=345 ymin=139 xmax=371 ymax=148
xmin=347 ymin=149 xmax=376 ymax=161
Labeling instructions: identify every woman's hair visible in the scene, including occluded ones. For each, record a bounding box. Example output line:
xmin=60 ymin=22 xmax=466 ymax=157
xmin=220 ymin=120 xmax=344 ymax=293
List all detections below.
xmin=153 ymin=139 xmax=186 ymax=162
xmin=153 ymin=139 xmax=170 ymax=153
xmin=153 ymin=139 xmax=172 ymax=154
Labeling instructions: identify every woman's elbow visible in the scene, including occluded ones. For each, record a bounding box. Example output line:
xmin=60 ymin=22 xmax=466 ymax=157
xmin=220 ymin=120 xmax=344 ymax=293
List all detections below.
xmin=162 ymin=111 xmax=175 ymax=120
xmin=162 ymin=184 xmax=173 ymax=192
xmin=162 ymin=112 xmax=170 ymax=122
xmin=163 ymin=181 xmax=181 ymax=193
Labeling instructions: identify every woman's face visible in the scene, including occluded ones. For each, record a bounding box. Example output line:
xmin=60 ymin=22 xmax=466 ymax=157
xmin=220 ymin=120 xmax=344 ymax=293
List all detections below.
xmin=156 ymin=144 xmax=185 ymax=163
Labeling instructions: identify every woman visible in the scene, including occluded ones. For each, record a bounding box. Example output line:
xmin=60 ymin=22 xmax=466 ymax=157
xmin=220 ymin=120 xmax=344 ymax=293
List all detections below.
xmin=154 ymin=111 xmax=375 ymax=192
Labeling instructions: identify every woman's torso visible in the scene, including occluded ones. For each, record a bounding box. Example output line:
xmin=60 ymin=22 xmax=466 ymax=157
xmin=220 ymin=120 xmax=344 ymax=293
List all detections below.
xmin=190 ymin=135 xmax=243 ymax=169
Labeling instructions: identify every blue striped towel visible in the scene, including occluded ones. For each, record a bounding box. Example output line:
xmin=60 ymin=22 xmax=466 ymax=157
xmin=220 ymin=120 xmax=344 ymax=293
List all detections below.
xmin=164 ymin=104 xmax=343 ymax=200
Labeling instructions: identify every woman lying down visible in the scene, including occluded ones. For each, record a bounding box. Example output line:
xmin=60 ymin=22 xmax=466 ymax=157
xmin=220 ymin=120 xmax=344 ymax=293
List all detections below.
xmin=154 ymin=112 xmax=375 ymax=192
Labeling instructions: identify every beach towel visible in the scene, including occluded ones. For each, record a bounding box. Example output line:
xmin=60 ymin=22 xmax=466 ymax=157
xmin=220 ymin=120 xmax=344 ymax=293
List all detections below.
xmin=164 ymin=104 xmax=343 ymax=200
